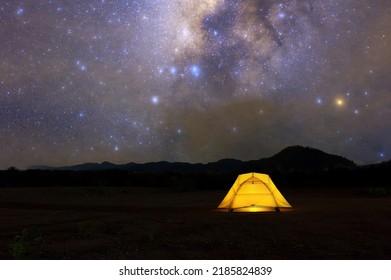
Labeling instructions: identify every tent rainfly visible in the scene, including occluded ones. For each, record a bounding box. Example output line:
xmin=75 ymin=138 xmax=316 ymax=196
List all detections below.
xmin=218 ymin=172 xmax=292 ymax=212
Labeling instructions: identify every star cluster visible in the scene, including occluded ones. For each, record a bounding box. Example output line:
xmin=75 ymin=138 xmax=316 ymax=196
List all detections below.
xmin=1 ymin=0 xmax=391 ymax=168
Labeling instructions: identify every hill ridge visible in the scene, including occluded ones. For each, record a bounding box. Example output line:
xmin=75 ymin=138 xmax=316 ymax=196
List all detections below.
xmin=28 ymin=145 xmax=356 ymax=172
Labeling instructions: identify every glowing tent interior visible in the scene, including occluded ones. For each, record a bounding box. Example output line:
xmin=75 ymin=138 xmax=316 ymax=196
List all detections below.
xmin=218 ymin=172 xmax=292 ymax=212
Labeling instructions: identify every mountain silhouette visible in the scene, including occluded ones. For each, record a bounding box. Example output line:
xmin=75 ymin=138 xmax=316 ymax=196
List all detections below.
xmin=253 ymin=145 xmax=356 ymax=171
xmin=29 ymin=145 xmax=356 ymax=172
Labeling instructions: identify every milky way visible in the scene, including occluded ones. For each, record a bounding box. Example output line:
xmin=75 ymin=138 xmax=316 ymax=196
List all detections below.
xmin=1 ymin=0 xmax=391 ymax=168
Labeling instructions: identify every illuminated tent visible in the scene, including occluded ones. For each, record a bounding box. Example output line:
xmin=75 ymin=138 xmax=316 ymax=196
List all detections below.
xmin=218 ymin=172 xmax=292 ymax=212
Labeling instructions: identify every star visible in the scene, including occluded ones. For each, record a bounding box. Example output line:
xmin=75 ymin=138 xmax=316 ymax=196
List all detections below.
xmin=16 ymin=7 xmax=25 ymax=16
xmin=335 ymin=98 xmax=345 ymax=107
xmin=151 ymin=96 xmax=160 ymax=105
xmin=190 ymin=65 xmax=201 ymax=78
xmin=170 ymin=66 xmax=177 ymax=75
xmin=278 ymin=12 xmax=286 ymax=19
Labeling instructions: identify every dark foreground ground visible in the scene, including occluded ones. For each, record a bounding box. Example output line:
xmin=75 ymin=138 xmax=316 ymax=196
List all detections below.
xmin=0 ymin=186 xmax=390 ymax=259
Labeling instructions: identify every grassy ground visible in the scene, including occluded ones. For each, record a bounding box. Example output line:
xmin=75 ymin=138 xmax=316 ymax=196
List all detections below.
xmin=0 ymin=186 xmax=390 ymax=259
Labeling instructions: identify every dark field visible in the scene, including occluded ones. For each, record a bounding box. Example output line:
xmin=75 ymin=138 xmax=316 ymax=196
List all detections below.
xmin=0 ymin=186 xmax=390 ymax=259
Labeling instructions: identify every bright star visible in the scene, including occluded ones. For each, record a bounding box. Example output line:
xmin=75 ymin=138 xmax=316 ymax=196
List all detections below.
xmin=151 ymin=96 xmax=159 ymax=105
xmin=335 ymin=98 xmax=345 ymax=107
xmin=170 ymin=66 xmax=177 ymax=75
xmin=16 ymin=7 xmax=25 ymax=16
xmin=190 ymin=65 xmax=201 ymax=77
xmin=278 ymin=12 xmax=286 ymax=19
xmin=76 ymin=60 xmax=87 ymax=71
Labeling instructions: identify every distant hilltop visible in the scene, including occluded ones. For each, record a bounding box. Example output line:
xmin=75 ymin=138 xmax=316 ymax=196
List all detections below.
xmin=4 ymin=145 xmax=390 ymax=189
xmin=29 ymin=145 xmax=357 ymax=173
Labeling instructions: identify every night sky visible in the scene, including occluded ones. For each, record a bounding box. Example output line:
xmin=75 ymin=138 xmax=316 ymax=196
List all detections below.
xmin=1 ymin=0 xmax=391 ymax=169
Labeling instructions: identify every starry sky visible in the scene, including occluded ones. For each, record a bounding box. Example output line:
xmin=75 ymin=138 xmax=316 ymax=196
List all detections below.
xmin=1 ymin=0 xmax=391 ymax=169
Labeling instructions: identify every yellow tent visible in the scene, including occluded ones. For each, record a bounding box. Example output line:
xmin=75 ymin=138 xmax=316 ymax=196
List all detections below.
xmin=218 ymin=172 xmax=292 ymax=212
